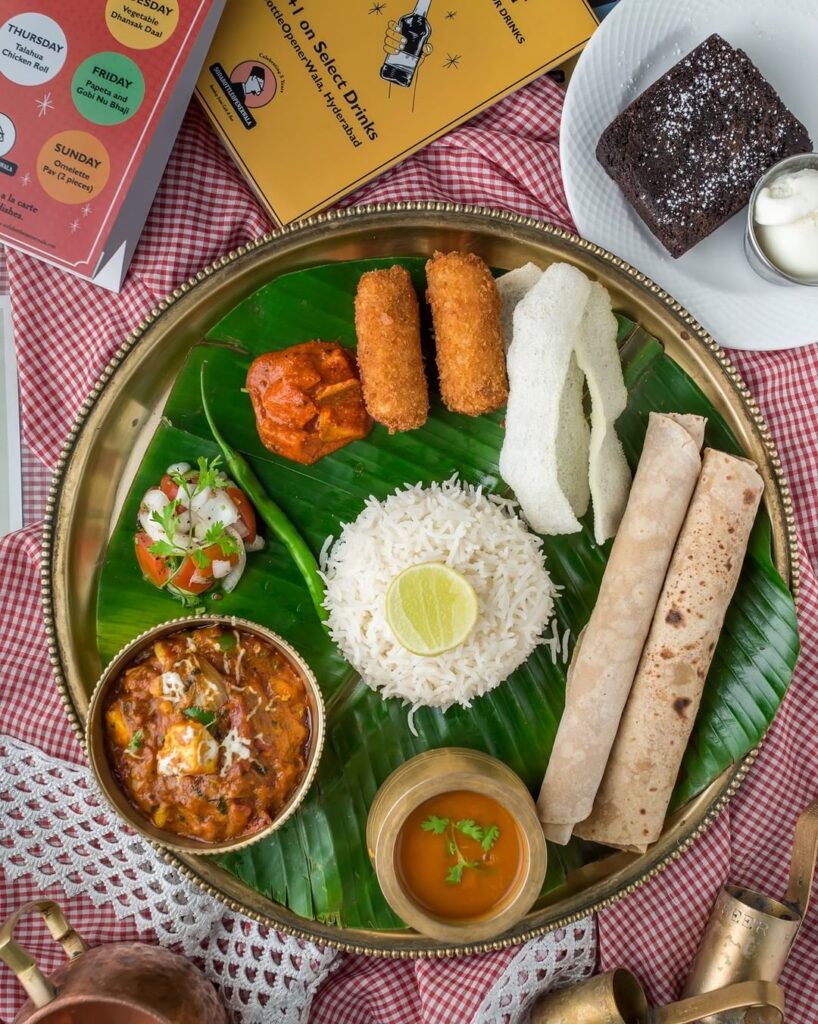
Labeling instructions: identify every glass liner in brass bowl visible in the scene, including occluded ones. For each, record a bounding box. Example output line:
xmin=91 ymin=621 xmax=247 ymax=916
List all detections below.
xmin=42 ymin=203 xmax=798 ymax=957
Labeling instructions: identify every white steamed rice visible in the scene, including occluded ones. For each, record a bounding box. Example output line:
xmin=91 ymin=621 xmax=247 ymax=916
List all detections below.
xmin=322 ymin=477 xmax=555 ymax=711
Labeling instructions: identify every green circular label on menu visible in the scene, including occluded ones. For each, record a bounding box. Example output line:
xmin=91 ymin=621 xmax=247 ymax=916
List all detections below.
xmin=71 ymin=52 xmax=144 ymax=125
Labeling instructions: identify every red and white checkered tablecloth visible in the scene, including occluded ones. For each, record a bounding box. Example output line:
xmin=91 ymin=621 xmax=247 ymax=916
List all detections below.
xmin=2 ymin=74 xmax=817 ymax=1022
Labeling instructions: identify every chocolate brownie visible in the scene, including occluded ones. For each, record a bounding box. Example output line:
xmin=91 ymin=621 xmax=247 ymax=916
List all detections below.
xmin=596 ymin=34 xmax=812 ymax=258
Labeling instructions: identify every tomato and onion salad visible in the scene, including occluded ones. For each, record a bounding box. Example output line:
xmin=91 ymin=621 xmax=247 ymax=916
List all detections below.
xmin=135 ymin=456 xmax=263 ymax=602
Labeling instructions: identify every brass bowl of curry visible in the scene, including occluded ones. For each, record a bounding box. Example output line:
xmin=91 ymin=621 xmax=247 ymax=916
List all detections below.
xmin=86 ymin=615 xmax=325 ymax=856
xmin=367 ymin=749 xmax=547 ymax=943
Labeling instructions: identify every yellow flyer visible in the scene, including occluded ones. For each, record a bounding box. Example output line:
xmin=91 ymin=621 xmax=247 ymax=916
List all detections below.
xmin=196 ymin=0 xmax=597 ymax=225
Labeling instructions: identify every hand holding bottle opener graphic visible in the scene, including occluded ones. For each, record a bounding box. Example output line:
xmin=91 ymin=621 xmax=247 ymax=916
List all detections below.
xmin=381 ymin=0 xmax=433 ymax=88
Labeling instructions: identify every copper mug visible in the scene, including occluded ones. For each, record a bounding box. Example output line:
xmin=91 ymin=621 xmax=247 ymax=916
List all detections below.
xmin=683 ymin=800 xmax=818 ymax=1023
xmin=0 ymin=899 xmax=229 ymax=1023
xmin=530 ymin=969 xmax=784 ymax=1024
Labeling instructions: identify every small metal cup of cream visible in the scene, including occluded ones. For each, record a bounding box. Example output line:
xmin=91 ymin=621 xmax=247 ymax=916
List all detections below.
xmin=745 ymin=152 xmax=818 ymax=286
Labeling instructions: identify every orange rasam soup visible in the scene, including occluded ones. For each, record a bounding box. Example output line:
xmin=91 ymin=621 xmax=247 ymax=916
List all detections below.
xmin=396 ymin=790 xmax=525 ymax=920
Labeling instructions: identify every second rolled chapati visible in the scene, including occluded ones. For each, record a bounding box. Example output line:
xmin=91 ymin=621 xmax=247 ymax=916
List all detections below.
xmin=537 ymin=412 xmax=706 ymax=843
xmin=575 ymin=448 xmax=765 ymax=851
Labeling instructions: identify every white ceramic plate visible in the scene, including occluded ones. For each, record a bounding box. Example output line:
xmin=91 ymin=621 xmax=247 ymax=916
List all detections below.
xmin=561 ymin=0 xmax=818 ymax=351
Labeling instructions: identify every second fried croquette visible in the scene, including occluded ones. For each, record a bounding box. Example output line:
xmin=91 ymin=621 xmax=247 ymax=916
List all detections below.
xmin=425 ymin=251 xmax=508 ymax=416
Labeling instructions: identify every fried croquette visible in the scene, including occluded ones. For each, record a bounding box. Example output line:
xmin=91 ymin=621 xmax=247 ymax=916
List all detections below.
xmin=425 ymin=251 xmax=508 ymax=416
xmin=354 ymin=265 xmax=429 ymax=433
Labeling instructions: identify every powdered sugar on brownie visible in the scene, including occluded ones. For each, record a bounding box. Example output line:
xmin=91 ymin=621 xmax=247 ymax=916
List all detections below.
xmin=596 ymin=35 xmax=812 ymax=257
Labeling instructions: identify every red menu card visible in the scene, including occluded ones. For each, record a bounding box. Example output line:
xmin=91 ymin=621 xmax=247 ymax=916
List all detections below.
xmin=0 ymin=1 xmax=224 ymax=291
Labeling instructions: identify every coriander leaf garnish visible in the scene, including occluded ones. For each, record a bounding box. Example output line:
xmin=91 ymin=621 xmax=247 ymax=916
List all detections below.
xmin=202 ymin=521 xmax=225 ymax=545
xmin=455 ymin=819 xmax=483 ymax=842
xmin=195 ymin=455 xmax=227 ymax=491
xmin=191 ymin=547 xmax=210 ymax=570
xmin=150 ymin=500 xmax=182 ymax=540
xmin=219 ymin=532 xmax=242 ymax=557
xmin=148 ymin=539 xmax=184 ymax=558
xmin=423 ymin=813 xmax=501 ymax=885
xmin=125 ymin=730 xmax=144 ymax=756
xmin=204 ymin=522 xmax=241 ymax=557
xmin=421 ymin=814 xmax=449 ymax=835
xmin=145 ymin=460 xmax=238 ymax=566
xmin=147 ymin=499 xmax=190 ymax=559
xmin=218 ymin=632 xmax=237 ymax=651
xmin=445 ymin=864 xmax=464 ymax=885
xmin=166 ymin=456 xmax=228 ymax=507
xmin=183 ymin=706 xmax=217 ymax=727
xmin=168 ymin=470 xmax=194 ymax=504
xmin=138 ymin=450 xmax=260 ymax=606
xmin=217 ymin=797 xmax=228 ymax=814
xmin=481 ymin=824 xmax=500 ymax=851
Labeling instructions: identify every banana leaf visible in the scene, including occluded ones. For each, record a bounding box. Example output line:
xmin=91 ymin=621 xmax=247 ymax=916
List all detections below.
xmin=96 ymin=258 xmax=799 ymax=929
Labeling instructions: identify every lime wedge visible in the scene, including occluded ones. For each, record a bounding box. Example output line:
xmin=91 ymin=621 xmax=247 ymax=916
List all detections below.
xmin=385 ymin=563 xmax=479 ymax=657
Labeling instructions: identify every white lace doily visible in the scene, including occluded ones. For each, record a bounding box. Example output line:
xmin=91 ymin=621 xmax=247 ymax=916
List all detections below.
xmin=472 ymin=919 xmax=597 ymax=1023
xmin=0 ymin=734 xmax=337 ymax=1023
xmin=0 ymin=733 xmax=597 ymax=1023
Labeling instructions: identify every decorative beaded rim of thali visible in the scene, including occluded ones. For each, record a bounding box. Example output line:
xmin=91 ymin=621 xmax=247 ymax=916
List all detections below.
xmin=40 ymin=202 xmax=799 ymax=957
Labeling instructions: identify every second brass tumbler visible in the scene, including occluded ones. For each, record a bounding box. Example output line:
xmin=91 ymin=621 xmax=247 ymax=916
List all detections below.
xmin=683 ymin=800 xmax=818 ymax=1024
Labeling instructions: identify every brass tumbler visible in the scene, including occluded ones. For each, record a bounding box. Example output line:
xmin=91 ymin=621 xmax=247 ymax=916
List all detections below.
xmin=682 ymin=800 xmax=818 ymax=1023
xmin=529 ymin=971 xmax=783 ymax=1024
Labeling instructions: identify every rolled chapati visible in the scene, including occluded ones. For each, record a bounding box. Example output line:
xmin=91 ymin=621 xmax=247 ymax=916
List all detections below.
xmin=575 ymin=448 xmax=765 ymax=851
xmin=537 ymin=412 xmax=706 ymax=843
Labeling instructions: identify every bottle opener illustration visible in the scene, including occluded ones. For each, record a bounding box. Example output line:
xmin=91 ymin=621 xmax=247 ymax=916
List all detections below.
xmin=381 ymin=0 xmax=432 ymax=88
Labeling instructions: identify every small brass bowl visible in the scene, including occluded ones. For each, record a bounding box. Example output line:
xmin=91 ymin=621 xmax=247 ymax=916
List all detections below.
xmin=86 ymin=615 xmax=325 ymax=856
xmin=366 ymin=748 xmax=547 ymax=942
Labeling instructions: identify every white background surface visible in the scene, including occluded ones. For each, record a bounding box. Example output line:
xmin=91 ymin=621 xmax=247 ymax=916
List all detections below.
xmin=561 ymin=0 xmax=818 ymax=351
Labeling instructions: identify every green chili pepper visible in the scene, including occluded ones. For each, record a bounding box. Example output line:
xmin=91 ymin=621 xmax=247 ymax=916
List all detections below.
xmin=200 ymin=362 xmax=329 ymax=627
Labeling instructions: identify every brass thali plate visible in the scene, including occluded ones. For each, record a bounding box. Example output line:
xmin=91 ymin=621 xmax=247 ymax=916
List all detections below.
xmin=43 ymin=203 xmax=798 ymax=956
